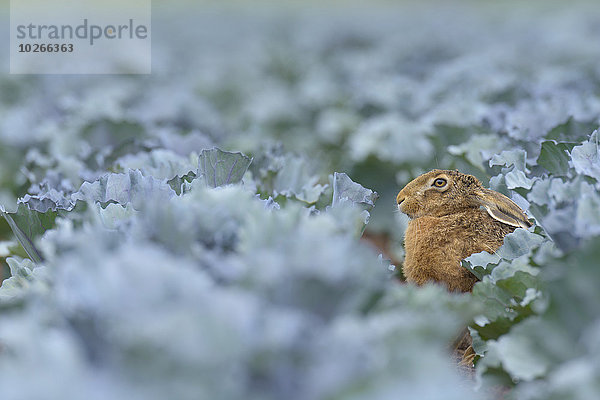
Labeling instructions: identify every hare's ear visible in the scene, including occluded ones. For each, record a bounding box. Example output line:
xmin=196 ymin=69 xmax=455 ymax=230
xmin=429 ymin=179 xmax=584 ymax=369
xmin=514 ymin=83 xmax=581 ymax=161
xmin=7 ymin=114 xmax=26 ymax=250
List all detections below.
xmin=474 ymin=189 xmax=532 ymax=229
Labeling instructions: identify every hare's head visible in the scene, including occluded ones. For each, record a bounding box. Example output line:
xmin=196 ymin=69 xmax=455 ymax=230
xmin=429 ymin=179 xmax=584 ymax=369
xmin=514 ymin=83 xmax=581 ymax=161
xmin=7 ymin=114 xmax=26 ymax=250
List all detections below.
xmin=396 ymin=169 xmax=532 ymax=229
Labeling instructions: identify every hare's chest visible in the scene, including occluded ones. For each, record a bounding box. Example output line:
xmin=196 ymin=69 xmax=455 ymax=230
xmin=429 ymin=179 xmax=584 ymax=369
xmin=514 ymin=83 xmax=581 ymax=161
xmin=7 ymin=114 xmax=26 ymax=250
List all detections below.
xmin=402 ymin=216 xmax=480 ymax=290
xmin=404 ymin=216 xmax=472 ymax=252
xmin=403 ymin=215 xmax=479 ymax=272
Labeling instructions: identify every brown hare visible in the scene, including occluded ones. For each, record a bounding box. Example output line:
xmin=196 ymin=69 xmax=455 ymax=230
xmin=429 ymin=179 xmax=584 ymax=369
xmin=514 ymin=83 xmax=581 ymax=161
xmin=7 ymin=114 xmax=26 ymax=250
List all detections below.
xmin=397 ymin=169 xmax=532 ymax=368
xmin=397 ymin=169 xmax=531 ymax=292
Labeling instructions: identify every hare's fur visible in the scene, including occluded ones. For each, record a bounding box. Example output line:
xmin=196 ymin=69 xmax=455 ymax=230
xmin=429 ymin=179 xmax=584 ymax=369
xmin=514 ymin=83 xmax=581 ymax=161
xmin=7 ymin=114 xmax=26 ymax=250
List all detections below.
xmin=397 ymin=169 xmax=529 ymax=292
xmin=403 ymin=207 xmax=514 ymax=292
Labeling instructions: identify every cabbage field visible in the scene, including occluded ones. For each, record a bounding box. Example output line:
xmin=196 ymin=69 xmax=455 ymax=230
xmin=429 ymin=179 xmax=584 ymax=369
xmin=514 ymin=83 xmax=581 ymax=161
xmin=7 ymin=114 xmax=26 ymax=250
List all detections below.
xmin=1 ymin=1 xmax=600 ymax=399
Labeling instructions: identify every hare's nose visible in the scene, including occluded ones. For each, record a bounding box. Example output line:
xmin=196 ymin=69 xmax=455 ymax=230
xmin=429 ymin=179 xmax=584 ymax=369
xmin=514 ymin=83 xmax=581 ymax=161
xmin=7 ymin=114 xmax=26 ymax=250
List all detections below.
xmin=396 ymin=194 xmax=405 ymax=205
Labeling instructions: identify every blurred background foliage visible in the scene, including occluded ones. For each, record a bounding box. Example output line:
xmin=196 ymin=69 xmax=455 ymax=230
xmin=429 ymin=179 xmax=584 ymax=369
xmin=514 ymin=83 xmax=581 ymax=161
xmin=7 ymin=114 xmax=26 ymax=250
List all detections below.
xmin=0 ymin=1 xmax=600 ymax=398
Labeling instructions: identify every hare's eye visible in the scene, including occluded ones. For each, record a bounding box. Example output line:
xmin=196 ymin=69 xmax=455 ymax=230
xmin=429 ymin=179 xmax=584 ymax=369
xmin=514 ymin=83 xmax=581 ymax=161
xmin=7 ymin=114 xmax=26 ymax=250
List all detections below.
xmin=433 ymin=178 xmax=447 ymax=188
